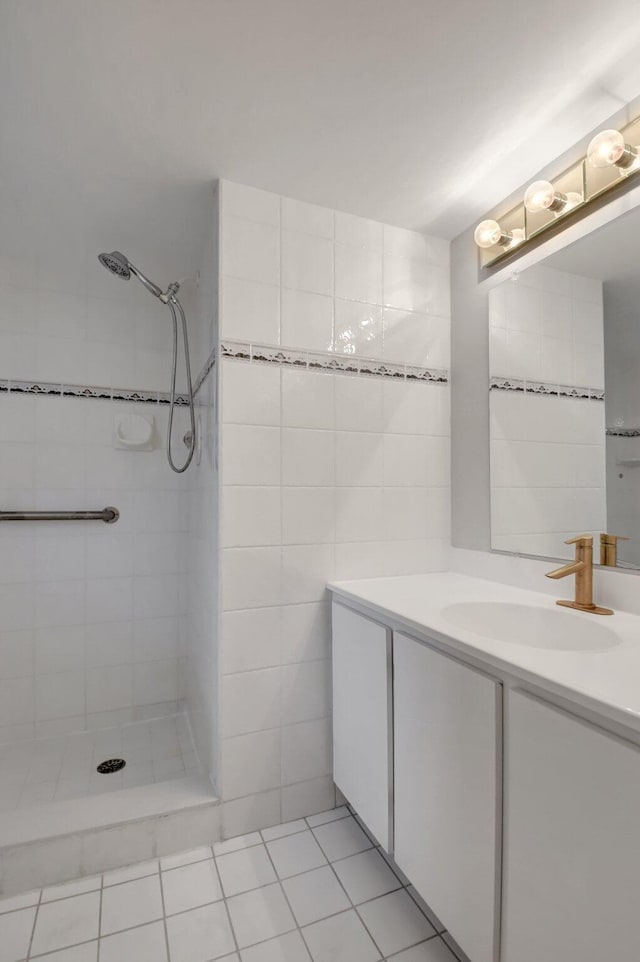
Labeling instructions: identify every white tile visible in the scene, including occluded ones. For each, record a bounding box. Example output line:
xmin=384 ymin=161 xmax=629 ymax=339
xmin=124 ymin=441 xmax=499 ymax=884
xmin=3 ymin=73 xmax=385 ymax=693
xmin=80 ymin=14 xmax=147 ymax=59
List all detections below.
xmin=222 ymin=361 xmax=281 ymax=427
xmin=281 ymin=289 xmax=333 ymax=352
xmin=0 ymin=906 xmax=36 ymax=962
xmin=282 ymin=198 xmax=333 ymax=239
xmin=356 ymin=890 xmax=436 ymax=956
xmin=334 ymin=487 xmax=384 ymax=543
xmin=240 ymin=930 xmax=308 ymax=962
xmin=217 ymin=844 xmax=276 ymax=897
xmin=221 ymin=608 xmax=281 ymax=674
xmin=222 ymin=425 xmax=281 ymax=486
xmin=390 ymin=939 xmax=458 ymax=962
xmin=213 ymin=833 xmax=263 ymax=858
xmin=267 ymin=831 xmax=327 ymax=879
xmin=283 ymin=865 xmax=349 ymax=927
xmin=99 ymin=921 xmax=168 ymax=962
xmin=305 ymin=807 xmax=350 ymax=828
xmin=162 ymin=859 xmax=223 ymax=914
xmin=221 ymin=277 xmax=280 ymax=344
xmin=35 ymin=671 xmax=84 ymax=722
xmin=384 ymin=256 xmax=449 ymax=317
xmin=281 ymin=546 xmax=333 ymax=606
xmin=166 ymin=902 xmax=236 ymax=962
xmin=221 ymin=487 xmax=281 ymax=548
xmin=223 ymin=216 xmax=280 ymax=287
xmin=31 ymin=892 xmax=100 ymax=956
xmin=281 ymin=660 xmax=331 ymax=724
xmin=384 ymin=226 xmax=448 ymax=266
xmin=282 ymin=488 xmax=334 ymax=545
xmin=282 ymin=369 xmax=334 ymax=431
xmin=261 ymin=819 xmax=308 ymax=842
xmin=282 ymin=719 xmax=332 ymax=786
xmin=100 ymin=875 xmax=163 ymax=935
xmin=334 ymin=375 xmax=383 ymax=433
xmin=334 ymin=213 xmax=383 ymax=251
xmin=41 ymin=875 xmax=101 ymax=902
xmin=221 ymin=668 xmax=281 ymax=737
xmin=34 ymin=942 xmax=98 ymax=961
xmin=282 ymin=429 xmax=334 ymax=486
xmin=226 ymin=883 xmax=295 ymax=949
xmin=312 ymin=817 xmax=373 ymax=861
xmin=0 ymin=890 xmax=39 ymax=914
xmin=332 ymin=849 xmax=401 ymax=904
xmin=282 ymin=232 xmax=333 ymax=297
xmin=221 ymin=729 xmax=281 ymax=799
xmin=334 ymin=300 xmax=383 ymax=358
xmin=224 ymin=182 xmax=280 ymax=226
xmin=102 ymin=859 xmax=159 ymax=886
xmin=282 ymin=777 xmax=336 ymax=823
xmin=335 ymin=246 xmax=382 ymax=305
xmin=302 ymin=909 xmax=381 ymax=962
xmin=160 ymin=847 xmax=213 ymax=871
xmin=280 ymin=603 xmax=331 ymax=665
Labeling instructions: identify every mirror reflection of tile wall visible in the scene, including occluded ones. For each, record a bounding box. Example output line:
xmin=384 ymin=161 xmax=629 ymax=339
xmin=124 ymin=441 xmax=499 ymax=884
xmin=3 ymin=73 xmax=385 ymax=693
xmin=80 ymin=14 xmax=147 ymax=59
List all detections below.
xmin=489 ymin=265 xmax=607 ymax=561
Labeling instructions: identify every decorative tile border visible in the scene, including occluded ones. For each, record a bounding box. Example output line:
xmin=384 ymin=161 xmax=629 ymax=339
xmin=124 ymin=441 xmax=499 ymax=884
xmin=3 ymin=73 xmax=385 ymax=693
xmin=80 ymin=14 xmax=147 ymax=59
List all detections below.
xmin=220 ymin=339 xmax=449 ymax=384
xmin=607 ymin=427 xmax=640 ymax=437
xmin=490 ymin=376 xmax=604 ymax=401
xmin=0 ymin=378 xmax=191 ymax=406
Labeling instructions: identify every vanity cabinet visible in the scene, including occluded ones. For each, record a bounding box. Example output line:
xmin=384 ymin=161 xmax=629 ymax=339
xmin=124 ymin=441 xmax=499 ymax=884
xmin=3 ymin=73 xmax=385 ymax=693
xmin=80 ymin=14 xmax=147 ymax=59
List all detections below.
xmin=332 ymin=602 xmax=391 ymax=850
xmin=394 ymin=633 xmax=501 ymax=962
xmin=502 ymin=689 xmax=640 ymax=962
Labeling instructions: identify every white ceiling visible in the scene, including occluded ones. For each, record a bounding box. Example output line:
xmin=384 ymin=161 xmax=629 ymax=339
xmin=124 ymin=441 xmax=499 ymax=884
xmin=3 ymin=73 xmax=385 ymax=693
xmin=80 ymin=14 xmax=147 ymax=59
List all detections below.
xmin=4 ymin=0 xmax=640 ymax=279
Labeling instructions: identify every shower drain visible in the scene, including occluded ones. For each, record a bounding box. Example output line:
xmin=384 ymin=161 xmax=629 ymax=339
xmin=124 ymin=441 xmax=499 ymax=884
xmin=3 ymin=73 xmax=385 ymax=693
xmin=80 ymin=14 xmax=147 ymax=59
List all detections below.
xmin=96 ymin=758 xmax=126 ymax=774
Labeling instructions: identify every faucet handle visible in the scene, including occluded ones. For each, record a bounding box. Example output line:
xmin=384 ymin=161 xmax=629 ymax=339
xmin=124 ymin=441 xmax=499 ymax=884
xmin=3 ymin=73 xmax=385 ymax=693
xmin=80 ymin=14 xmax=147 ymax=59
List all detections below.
xmin=600 ymin=533 xmax=629 ymax=544
xmin=565 ymin=534 xmax=593 ymax=547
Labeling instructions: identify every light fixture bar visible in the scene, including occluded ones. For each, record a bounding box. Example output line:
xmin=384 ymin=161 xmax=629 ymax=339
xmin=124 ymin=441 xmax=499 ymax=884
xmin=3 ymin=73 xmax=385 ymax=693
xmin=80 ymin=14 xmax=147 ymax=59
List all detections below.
xmin=475 ymin=113 xmax=640 ymax=267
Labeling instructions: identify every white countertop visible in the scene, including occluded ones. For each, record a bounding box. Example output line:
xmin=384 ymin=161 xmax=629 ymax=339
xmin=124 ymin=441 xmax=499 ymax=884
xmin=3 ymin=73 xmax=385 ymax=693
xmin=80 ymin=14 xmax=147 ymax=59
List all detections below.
xmin=329 ymin=572 xmax=640 ymax=736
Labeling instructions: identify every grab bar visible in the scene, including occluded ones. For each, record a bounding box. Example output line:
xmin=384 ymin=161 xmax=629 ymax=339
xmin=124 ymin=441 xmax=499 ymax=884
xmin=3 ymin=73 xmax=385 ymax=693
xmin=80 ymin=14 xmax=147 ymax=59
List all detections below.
xmin=0 ymin=507 xmax=120 ymax=524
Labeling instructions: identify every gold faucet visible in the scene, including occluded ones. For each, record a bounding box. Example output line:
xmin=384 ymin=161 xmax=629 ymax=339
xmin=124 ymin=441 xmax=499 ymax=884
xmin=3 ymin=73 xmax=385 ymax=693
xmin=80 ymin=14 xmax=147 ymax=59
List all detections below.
xmin=545 ymin=535 xmax=613 ymax=615
xmin=599 ymin=533 xmax=629 ymax=567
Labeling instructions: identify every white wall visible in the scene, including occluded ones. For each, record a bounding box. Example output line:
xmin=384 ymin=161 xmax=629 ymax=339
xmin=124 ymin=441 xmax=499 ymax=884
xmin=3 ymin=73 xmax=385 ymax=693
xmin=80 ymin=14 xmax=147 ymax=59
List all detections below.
xmin=217 ymin=181 xmax=451 ymax=835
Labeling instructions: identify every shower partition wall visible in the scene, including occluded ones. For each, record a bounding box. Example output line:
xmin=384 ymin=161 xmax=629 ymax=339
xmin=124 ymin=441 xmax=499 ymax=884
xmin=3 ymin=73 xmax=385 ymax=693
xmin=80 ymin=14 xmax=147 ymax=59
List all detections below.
xmin=0 ymin=187 xmax=220 ymax=831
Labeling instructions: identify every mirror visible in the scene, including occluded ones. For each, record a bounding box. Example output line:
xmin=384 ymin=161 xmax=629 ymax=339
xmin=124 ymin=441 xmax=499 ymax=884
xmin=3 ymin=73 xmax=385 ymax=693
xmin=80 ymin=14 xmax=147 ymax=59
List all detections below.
xmin=489 ymin=204 xmax=640 ymax=570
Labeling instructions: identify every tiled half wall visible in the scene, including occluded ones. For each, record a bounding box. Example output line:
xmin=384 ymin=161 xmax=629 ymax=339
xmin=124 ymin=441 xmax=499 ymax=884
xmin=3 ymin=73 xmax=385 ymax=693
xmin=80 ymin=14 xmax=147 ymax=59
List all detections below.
xmin=217 ymin=181 xmax=451 ymax=834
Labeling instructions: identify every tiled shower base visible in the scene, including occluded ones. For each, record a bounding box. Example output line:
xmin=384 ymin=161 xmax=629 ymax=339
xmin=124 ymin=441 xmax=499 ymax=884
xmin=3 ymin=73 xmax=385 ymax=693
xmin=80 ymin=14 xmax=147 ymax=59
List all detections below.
xmin=0 ymin=807 xmax=466 ymax=962
xmin=0 ymin=714 xmax=219 ymax=899
xmin=0 ymin=714 xmax=200 ymax=811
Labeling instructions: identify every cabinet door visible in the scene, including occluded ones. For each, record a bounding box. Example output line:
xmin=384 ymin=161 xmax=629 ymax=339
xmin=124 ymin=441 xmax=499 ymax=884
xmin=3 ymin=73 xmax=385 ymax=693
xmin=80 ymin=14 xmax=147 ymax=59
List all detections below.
xmin=394 ymin=633 xmax=501 ymax=962
xmin=332 ymin=602 xmax=391 ymax=850
xmin=503 ymin=689 xmax=640 ymax=962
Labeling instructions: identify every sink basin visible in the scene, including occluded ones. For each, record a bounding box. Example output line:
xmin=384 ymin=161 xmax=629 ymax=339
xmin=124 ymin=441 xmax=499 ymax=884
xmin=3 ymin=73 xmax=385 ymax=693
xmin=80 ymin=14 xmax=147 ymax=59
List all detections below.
xmin=440 ymin=602 xmax=621 ymax=652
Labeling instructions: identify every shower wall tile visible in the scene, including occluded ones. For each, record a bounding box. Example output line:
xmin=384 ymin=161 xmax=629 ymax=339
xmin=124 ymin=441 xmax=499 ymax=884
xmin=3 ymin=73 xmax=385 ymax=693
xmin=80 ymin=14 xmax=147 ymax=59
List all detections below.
xmin=216 ymin=179 xmax=451 ymax=837
xmin=0 ymin=396 xmax=191 ymax=743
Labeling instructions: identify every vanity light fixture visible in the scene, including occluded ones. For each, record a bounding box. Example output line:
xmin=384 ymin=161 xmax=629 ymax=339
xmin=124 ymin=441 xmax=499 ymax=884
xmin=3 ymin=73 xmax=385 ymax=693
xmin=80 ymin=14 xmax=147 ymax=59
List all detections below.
xmin=523 ymin=179 xmax=581 ymax=215
xmin=473 ymin=219 xmax=524 ymax=250
xmin=587 ymin=129 xmax=638 ymax=169
xmin=475 ymin=108 xmax=640 ymax=266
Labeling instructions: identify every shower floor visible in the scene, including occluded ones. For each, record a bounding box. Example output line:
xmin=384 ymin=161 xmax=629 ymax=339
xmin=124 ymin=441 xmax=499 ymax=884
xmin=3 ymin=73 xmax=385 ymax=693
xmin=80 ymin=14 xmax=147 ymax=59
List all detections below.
xmin=0 ymin=714 xmax=200 ymax=811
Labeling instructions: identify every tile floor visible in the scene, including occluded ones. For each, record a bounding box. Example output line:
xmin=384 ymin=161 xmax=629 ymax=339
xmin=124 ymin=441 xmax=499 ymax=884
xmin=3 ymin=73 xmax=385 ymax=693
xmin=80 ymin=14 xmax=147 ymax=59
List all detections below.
xmin=0 ymin=714 xmax=199 ymax=811
xmin=0 ymin=806 xmax=466 ymax=962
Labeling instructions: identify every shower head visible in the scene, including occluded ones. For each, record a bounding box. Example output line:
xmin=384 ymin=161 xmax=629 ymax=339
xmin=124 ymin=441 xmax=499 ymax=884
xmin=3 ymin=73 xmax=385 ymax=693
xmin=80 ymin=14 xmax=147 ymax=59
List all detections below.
xmin=98 ymin=251 xmax=163 ymax=299
xmin=98 ymin=251 xmax=130 ymax=279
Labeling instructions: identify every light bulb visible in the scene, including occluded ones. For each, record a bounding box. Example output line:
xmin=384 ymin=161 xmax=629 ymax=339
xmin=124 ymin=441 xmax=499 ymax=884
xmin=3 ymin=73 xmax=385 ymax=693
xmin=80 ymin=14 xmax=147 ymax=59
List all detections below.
xmin=587 ymin=129 xmax=637 ymax=169
xmin=524 ymin=180 xmax=557 ymax=213
xmin=474 ymin=219 xmax=503 ymax=249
